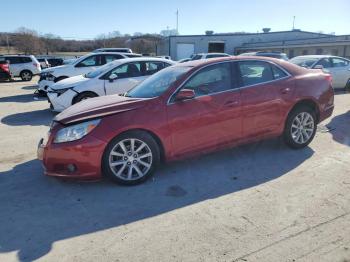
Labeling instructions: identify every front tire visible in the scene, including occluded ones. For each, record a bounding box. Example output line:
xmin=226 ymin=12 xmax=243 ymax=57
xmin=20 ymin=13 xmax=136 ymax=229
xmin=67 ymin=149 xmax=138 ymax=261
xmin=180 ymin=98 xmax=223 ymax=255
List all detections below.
xmin=102 ymin=131 xmax=160 ymax=185
xmin=283 ymin=106 xmax=317 ymax=149
xmin=20 ymin=70 xmax=33 ymax=81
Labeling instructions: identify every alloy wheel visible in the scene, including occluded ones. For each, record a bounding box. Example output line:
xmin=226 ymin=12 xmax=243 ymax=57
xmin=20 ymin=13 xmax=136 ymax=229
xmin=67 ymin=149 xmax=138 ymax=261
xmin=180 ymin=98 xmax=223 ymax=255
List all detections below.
xmin=22 ymin=72 xmax=31 ymax=81
xmin=108 ymin=138 xmax=153 ymax=181
xmin=290 ymin=112 xmax=315 ymax=144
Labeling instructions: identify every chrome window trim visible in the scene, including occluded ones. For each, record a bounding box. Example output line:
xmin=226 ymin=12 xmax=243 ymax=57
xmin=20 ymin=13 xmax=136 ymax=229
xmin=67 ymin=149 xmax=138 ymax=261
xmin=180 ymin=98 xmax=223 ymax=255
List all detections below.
xmin=167 ymin=59 xmax=292 ymax=105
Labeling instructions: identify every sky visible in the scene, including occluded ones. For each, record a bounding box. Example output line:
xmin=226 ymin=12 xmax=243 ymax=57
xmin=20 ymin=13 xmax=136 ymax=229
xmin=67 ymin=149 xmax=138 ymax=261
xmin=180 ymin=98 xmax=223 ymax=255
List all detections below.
xmin=1 ymin=0 xmax=349 ymax=39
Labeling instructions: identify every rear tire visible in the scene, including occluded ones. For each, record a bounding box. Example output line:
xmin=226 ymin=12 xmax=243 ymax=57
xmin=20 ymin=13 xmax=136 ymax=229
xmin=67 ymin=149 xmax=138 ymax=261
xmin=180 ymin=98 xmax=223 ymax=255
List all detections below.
xmin=283 ymin=106 xmax=317 ymax=149
xmin=345 ymin=78 xmax=350 ymax=92
xmin=20 ymin=70 xmax=33 ymax=81
xmin=102 ymin=131 xmax=160 ymax=185
xmin=73 ymin=92 xmax=98 ymax=104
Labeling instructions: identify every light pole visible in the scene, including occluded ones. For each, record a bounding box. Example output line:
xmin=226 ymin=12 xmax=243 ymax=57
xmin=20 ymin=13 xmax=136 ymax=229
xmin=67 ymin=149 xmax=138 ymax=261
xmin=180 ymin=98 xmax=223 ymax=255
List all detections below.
xmin=176 ymin=9 xmax=179 ymax=35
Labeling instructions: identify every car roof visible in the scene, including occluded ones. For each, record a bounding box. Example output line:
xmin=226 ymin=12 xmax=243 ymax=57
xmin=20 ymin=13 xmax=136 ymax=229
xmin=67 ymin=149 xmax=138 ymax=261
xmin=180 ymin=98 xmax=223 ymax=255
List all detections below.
xmin=175 ymin=55 xmax=307 ymax=75
xmin=104 ymin=57 xmax=176 ymax=66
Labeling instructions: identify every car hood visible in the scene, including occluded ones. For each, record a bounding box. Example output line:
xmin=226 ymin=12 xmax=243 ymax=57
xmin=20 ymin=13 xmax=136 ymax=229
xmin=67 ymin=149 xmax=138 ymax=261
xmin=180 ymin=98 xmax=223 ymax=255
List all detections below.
xmin=42 ymin=65 xmax=69 ymax=73
xmin=50 ymin=75 xmax=89 ymax=90
xmin=54 ymin=95 xmax=147 ymax=125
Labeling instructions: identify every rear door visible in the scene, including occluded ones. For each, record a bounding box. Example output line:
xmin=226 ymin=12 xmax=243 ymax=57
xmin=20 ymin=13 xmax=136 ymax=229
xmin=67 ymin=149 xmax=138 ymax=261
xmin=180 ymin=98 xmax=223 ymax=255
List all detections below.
xmin=238 ymin=60 xmax=292 ymax=138
xmin=5 ymin=57 xmax=22 ymax=76
xmin=167 ymin=62 xmax=242 ymax=156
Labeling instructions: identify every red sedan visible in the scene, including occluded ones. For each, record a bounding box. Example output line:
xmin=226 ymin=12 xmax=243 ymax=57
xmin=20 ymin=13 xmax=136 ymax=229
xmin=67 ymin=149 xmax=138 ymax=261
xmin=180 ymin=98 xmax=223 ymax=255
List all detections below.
xmin=37 ymin=57 xmax=334 ymax=185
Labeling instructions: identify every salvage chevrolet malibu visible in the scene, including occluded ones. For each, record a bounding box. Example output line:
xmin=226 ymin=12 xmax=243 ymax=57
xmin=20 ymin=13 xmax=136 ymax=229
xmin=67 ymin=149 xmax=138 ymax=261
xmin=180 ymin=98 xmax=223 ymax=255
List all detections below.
xmin=37 ymin=57 xmax=334 ymax=185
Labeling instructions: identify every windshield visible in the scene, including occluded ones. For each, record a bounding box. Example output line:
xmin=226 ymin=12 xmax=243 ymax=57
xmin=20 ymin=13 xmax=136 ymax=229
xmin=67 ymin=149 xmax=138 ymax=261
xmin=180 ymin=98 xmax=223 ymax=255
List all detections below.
xmin=290 ymin=57 xmax=319 ymax=68
xmin=85 ymin=62 xmax=117 ymax=78
xmin=126 ymin=66 xmax=191 ymax=98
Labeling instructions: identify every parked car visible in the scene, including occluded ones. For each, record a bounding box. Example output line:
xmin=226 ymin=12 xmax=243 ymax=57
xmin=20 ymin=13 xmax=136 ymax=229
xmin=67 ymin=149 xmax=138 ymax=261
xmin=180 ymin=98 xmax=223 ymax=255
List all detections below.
xmin=0 ymin=58 xmax=11 ymax=81
xmin=37 ymin=52 xmax=141 ymax=95
xmin=92 ymin=48 xmax=133 ymax=53
xmin=38 ymin=57 xmax=334 ymax=185
xmin=47 ymin=58 xmax=175 ymax=112
xmin=37 ymin=58 xmax=50 ymax=69
xmin=191 ymin=53 xmax=231 ymax=60
xmin=0 ymin=55 xmax=41 ymax=81
xmin=290 ymin=55 xmax=350 ymax=89
xmin=47 ymin=58 xmax=64 ymax=67
xmin=238 ymin=51 xmax=289 ymax=61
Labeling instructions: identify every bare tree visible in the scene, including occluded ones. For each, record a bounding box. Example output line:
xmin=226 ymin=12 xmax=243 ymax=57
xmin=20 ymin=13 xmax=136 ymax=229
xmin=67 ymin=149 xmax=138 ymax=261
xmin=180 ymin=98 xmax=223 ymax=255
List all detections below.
xmin=13 ymin=27 xmax=43 ymax=54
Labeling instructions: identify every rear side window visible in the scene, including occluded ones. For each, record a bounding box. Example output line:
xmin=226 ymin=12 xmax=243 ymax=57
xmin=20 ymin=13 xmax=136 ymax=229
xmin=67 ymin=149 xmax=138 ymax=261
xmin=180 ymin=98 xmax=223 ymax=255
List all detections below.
xmin=331 ymin=58 xmax=349 ymax=68
xmin=191 ymin=55 xmax=202 ymax=60
xmin=21 ymin=57 xmax=32 ymax=63
xmin=182 ymin=62 xmax=232 ymax=97
xmin=238 ymin=61 xmax=274 ymax=86
xmin=109 ymin=62 xmax=142 ymax=79
xmin=271 ymin=65 xmax=288 ymax=79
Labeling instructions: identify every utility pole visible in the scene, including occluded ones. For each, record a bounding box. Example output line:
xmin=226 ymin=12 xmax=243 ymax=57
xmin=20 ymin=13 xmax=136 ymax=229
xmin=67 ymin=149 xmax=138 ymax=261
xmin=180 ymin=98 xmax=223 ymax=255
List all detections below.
xmin=6 ymin=35 xmax=10 ymax=54
xmin=176 ymin=9 xmax=179 ymax=35
xmin=292 ymin=16 xmax=296 ymax=30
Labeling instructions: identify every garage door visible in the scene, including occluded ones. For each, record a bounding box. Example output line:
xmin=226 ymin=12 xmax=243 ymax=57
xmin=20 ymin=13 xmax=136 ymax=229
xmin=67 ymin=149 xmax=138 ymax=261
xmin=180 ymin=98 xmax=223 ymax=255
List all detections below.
xmin=176 ymin=43 xmax=194 ymax=60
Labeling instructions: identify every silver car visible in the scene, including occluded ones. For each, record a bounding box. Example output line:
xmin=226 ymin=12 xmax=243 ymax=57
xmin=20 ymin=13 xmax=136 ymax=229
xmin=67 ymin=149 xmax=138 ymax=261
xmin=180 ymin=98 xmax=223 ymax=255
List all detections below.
xmin=290 ymin=55 xmax=350 ymax=89
xmin=1 ymin=55 xmax=41 ymax=81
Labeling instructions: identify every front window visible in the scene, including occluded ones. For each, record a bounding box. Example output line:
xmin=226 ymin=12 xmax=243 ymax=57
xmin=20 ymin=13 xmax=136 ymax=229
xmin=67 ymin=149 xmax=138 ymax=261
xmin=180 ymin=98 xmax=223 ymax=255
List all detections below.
xmin=85 ymin=62 xmax=116 ymax=78
xmin=181 ymin=63 xmax=233 ymax=97
xmin=290 ymin=57 xmax=319 ymax=68
xmin=76 ymin=55 xmax=100 ymax=67
xmin=238 ymin=61 xmax=274 ymax=86
xmin=126 ymin=66 xmax=191 ymax=98
xmin=314 ymin=58 xmax=332 ymax=68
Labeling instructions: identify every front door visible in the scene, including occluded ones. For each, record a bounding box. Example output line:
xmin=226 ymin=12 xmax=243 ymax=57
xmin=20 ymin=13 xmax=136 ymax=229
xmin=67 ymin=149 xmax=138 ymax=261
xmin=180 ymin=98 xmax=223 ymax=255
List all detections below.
xmin=167 ymin=62 xmax=242 ymax=157
xmin=104 ymin=61 xmax=146 ymax=95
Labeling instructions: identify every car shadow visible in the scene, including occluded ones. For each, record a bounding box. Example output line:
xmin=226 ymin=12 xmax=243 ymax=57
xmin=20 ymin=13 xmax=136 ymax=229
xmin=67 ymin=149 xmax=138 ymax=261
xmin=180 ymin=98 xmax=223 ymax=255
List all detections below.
xmin=326 ymin=110 xmax=350 ymax=147
xmin=22 ymin=85 xmax=38 ymax=90
xmin=0 ymin=93 xmax=44 ymax=103
xmin=0 ymin=139 xmax=314 ymax=261
xmin=1 ymin=109 xmax=55 ymax=126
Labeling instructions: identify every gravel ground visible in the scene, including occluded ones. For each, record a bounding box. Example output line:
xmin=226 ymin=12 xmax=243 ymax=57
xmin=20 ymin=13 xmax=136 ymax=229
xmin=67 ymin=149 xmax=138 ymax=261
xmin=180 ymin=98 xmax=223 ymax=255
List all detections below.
xmin=0 ymin=77 xmax=350 ymax=262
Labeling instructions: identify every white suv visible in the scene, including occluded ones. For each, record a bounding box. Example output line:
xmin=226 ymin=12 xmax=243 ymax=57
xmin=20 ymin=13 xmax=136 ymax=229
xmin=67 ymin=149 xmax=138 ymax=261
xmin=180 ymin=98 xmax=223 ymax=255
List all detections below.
xmin=37 ymin=52 xmax=141 ymax=94
xmin=191 ymin=53 xmax=231 ymax=60
xmin=1 ymin=55 xmax=41 ymax=81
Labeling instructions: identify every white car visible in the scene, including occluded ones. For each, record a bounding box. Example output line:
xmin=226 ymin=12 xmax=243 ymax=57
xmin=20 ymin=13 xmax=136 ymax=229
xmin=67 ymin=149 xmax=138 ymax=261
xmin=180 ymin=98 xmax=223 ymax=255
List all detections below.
xmin=38 ymin=52 xmax=141 ymax=94
xmin=191 ymin=53 xmax=231 ymax=60
xmin=290 ymin=55 xmax=350 ymax=89
xmin=47 ymin=58 xmax=175 ymax=112
xmin=1 ymin=55 xmax=41 ymax=81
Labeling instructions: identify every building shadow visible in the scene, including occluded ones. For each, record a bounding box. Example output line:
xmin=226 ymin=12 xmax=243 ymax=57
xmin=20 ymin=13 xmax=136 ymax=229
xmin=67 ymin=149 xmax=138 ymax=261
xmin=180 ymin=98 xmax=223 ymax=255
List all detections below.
xmin=326 ymin=110 xmax=350 ymax=147
xmin=0 ymin=139 xmax=314 ymax=261
xmin=1 ymin=109 xmax=54 ymax=126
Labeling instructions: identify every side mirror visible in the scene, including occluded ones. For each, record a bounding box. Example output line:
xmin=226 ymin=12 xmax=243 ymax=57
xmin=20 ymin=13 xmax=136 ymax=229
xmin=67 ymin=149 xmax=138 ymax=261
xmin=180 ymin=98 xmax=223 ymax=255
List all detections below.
xmin=314 ymin=65 xmax=324 ymax=69
xmin=108 ymin=73 xmax=118 ymax=82
xmin=175 ymin=89 xmax=195 ymax=101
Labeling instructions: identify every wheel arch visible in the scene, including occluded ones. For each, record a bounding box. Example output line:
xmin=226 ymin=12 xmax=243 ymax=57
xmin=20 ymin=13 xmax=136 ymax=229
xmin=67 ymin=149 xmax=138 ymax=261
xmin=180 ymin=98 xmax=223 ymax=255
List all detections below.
xmin=72 ymin=91 xmax=99 ymax=104
xmin=287 ymin=98 xmax=320 ymax=124
xmin=107 ymin=128 xmax=166 ymax=163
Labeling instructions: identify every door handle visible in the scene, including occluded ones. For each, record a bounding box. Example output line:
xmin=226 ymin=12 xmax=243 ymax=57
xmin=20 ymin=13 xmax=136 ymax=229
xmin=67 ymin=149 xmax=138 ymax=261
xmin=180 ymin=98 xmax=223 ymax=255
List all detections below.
xmin=280 ymin=87 xmax=290 ymax=94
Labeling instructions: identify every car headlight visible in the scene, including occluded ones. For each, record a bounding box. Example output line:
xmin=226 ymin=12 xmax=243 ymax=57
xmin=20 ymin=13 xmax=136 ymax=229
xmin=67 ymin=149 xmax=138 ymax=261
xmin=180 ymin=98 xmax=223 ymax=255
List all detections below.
xmin=54 ymin=119 xmax=101 ymax=143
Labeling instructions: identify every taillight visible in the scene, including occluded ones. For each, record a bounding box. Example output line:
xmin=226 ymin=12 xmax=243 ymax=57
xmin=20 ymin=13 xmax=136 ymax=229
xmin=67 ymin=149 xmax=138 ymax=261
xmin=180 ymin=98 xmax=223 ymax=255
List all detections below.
xmin=325 ymin=74 xmax=332 ymax=85
xmin=33 ymin=63 xmax=40 ymax=68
